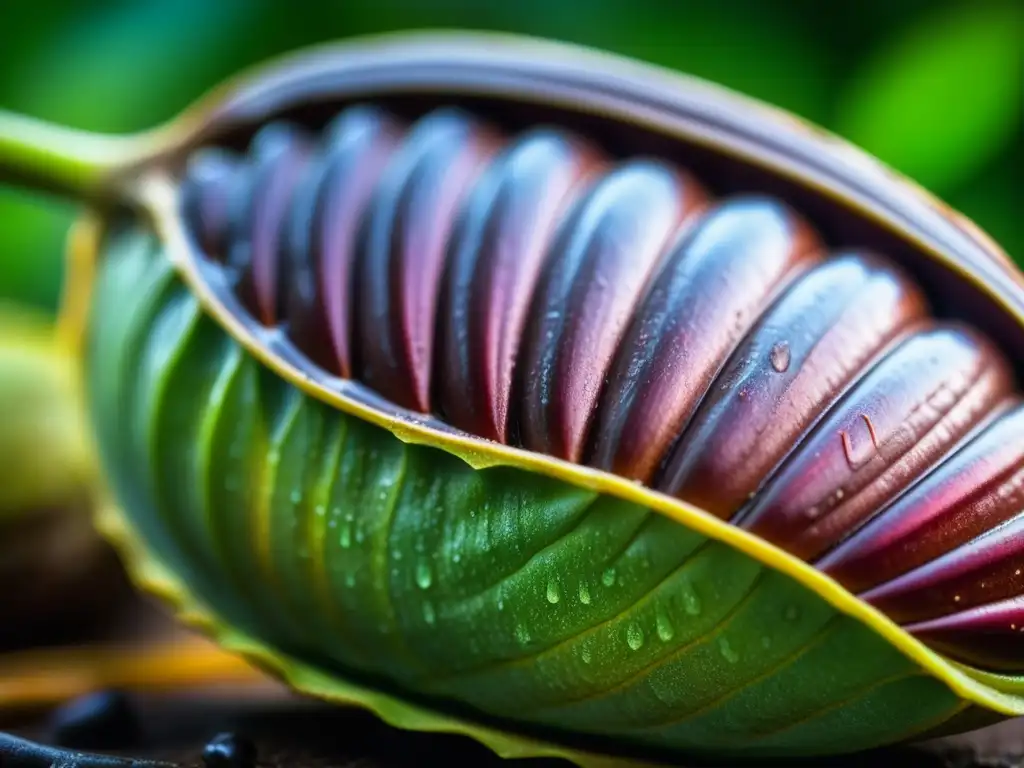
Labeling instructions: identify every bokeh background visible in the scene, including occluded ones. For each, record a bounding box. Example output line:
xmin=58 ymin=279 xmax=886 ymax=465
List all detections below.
xmin=0 ymin=0 xmax=1021 ymax=314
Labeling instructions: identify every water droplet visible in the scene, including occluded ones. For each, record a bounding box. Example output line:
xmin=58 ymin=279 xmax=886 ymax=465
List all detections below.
xmin=314 ymin=504 xmax=326 ymax=517
xmin=452 ymin=552 xmax=462 ymax=564
xmin=344 ymin=572 xmax=356 ymax=588
xmin=497 ymin=598 xmax=505 ymax=611
xmin=546 ymin=579 xmax=561 ymax=604
xmin=578 ymin=582 xmax=592 ymax=605
xmin=602 ymin=568 xmax=617 ymax=587
xmin=392 ymin=549 xmax=403 ymax=561
xmin=626 ymin=622 xmax=645 ymax=651
xmin=290 ymin=489 xmax=302 ymax=504
xmin=761 ymin=636 xmax=773 ymax=649
xmin=515 ymin=623 xmax=531 ymax=645
xmin=655 ymin=606 xmax=675 ymax=642
xmin=340 ymin=522 xmax=352 ymax=548
xmin=770 ymin=341 xmax=791 ymax=373
xmin=719 ymin=637 xmax=739 ymax=663
xmin=416 ymin=560 xmax=433 ymax=590
xmin=581 ymin=644 xmax=593 ymax=664
xmin=682 ymin=585 xmax=702 ymax=616
xmin=355 ymin=526 xmax=365 ymax=544
xmin=422 ymin=601 xmax=436 ymax=625
xmin=784 ymin=605 xmax=800 ymax=621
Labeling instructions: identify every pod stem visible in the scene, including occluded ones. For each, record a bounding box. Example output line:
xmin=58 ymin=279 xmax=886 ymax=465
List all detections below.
xmin=0 ymin=110 xmax=146 ymax=203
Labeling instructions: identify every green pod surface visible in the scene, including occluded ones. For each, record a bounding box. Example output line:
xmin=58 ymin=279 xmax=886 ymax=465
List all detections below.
xmin=1 ymin=32 xmax=1023 ymax=766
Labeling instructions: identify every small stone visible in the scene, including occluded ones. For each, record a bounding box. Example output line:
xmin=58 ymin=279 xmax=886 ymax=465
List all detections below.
xmin=48 ymin=689 xmax=140 ymax=750
xmin=202 ymin=731 xmax=257 ymax=768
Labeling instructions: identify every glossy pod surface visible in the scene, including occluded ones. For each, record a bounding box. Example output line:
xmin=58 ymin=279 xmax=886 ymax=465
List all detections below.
xmin=70 ymin=34 xmax=1024 ymax=766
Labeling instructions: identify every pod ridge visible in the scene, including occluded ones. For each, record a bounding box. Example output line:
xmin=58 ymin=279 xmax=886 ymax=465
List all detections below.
xmin=179 ymin=104 xmax=1024 ymax=672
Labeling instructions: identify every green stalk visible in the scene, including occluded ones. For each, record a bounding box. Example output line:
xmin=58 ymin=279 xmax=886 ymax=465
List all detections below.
xmin=0 ymin=110 xmax=145 ymax=203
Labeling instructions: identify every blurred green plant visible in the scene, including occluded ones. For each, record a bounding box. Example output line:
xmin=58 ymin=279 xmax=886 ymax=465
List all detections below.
xmin=0 ymin=0 xmax=281 ymax=312
xmin=0 ymin=0 xmax=1019 ymax=315
xmin=836 ymin=1 xmax=1022 ymax=196
xmin=0 ymin=302 xmax=93 ymax=516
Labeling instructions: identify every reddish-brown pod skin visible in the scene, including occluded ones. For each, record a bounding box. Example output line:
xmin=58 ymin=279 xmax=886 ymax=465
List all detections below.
xmin=514 ymin=161 xmax=705 ymax=461
xmin=352 ymin=110 xmax=498 ymax=413
xmin=230 ymin=123 xmax=313 ymax=326
xmin=282 ymin=106 xmax=401 ymax=376
xmin=740 ymin=326 xmax=1014 ymax=560
xmin=908 ymin=596 xmax=1024 ymax=671
xmin=587 ymin=197 xmax=820 ymax=482
xmin=435 ymin=130 xmax=601 ymax=442
xmin=178 ymin=46 xmax=1024 ymax=673
xmin=819 ymin=402 xmax=1024 ymax=592
xmin=180 ymin=149 xmax=244 ymax=260
xmin=657 ymin=253 xmax=931 ymax=517
xmin=861 ymin=514 xmax=1024 ymax=621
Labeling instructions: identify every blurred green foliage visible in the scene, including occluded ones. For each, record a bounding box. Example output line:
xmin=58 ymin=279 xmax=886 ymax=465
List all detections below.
xmin=836 ymin=1 xmax=1022 ymax=192
xmin=0 ymin=0 xmax=1020 ymax=312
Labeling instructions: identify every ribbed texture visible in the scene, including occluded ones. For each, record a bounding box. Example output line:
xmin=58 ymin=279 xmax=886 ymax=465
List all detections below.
xmin=83 ymin=228 xmax=970 ymax=758
xmin=179 ymin=105 xmax=1024 ymax=670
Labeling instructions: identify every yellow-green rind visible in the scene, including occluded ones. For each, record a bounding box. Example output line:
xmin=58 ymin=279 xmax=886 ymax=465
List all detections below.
xmin=139 ymin=176 xmax=1024 ymax=715
xmin=60 ymin=191 xmax=1024 ymax=767
xmin=61 ymin=215 xmax=669 ymax=768
xmin=91 ymin=490 xmax=669 ymax=768
xmin=51 ymin=32 xmax=1024 ymax=764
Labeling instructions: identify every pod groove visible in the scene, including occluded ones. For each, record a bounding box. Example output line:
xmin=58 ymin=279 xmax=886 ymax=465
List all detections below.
xmin=179 ymin=104 xmax=1024 ymax=671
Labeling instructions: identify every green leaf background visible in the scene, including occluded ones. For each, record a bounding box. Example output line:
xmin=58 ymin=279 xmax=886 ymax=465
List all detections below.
xmin=1 ymin=0 xmax=1020 ymax=312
